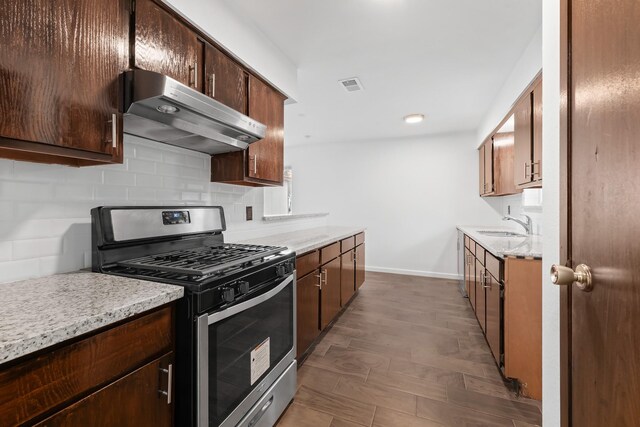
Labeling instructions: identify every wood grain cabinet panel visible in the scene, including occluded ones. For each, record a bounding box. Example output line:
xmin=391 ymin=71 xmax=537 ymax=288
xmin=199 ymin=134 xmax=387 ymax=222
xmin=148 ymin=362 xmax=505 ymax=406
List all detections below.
xmin=474 ymin=258 xmax=486 ymax=332
xmin=320 ymin=257 xmax=341 ymax=329
xmin=204 ymin=43 xmax=247 ymax=114
xmin=0 ymin=0 xmax=129 ymax=165
xmin=341 ymin=237 xmax=355 ymax=254
xmin=485 ymin=271 xmax=502 ymax=364
xmin=504 ymin=258 xmax=542 ymax=399
xmin=340 ymin=250 xmax=356 ymax=306
xmin=355 ymin=243 xmax=366 ymax=289
xmin=34 ymin=353 xmax=173 ymax=427
xmin=320 ymin=242 xmax=341 ymax=265
xmin=297 ymin=272 xmax=321 ymax=359
xmin=514 ymin=93 xmax=534 ymax=188
xmin=296 ymin=250 xmax=320 ymax=279
xmin=492 ymin=132 xmax=521 ymax=196
xmin=247 ymin=75 xmax=285 ymax=184
xmin=464 ymin=248 xmax=475 ymax=307
xmin=532 ymin=80 xmax=543 ymax=183
xmin=135 ymin=0 xmax=203 ymax=90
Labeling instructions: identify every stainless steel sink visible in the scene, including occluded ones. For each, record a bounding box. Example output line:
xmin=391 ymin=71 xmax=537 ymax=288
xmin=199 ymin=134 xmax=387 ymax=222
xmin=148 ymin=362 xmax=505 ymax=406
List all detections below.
xmin=477 ymin=230 xmax=526 ymax=238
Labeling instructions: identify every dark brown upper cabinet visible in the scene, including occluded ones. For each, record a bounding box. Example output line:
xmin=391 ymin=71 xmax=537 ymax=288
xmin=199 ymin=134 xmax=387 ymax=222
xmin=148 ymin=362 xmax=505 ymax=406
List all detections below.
xmin=211 ymin=75 xmax=286 ymax=186
xmin=513 ymin=77 xmax=542 ymax=189
xmin=135 ymin=0 xmax=204 ymax=91
xmin=491 ymin=132 xmax=521 ymax=197
xmin=204 ymin=43 xmax=248 ymax=114
xmin=0 ymin=0 xmax=129 ymax=166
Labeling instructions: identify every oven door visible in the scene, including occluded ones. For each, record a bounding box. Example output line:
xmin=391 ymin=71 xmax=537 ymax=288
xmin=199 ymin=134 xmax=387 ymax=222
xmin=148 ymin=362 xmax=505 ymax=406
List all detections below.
xmin=197 ymin=273 xmax=296 ymax=427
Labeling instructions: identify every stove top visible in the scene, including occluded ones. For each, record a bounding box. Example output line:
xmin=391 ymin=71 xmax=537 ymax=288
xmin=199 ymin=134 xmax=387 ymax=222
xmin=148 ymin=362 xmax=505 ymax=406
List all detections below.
xmin=116 ymin=243 xmax=286 ymax=281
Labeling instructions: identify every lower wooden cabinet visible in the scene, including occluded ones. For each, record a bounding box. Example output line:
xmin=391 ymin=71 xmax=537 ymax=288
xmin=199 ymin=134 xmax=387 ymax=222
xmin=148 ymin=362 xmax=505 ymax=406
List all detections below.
xmin=464 ymin=247 xmax=475 ymax=307
xmin=475 ymin=258 xmax=486 ymax=332
xmin=296 ymin=232 xmax=365 ymax=359
xmin=355 ymin=243 xmax=366 ymax=289
xmin=340 ymin=250 xmax=356 ymax=305
xmin=296 ymin=271 xmax=321 ymax=359
xmin=505 ymin=257 xmax=542 ymax=399
xmin=485 ymin=271 xmax=502 ymax=363
xmin=320 ymin=257 xmax=342 ymax=329
xmin=0 ymin=305 xmax=175 ymax=426
xmin=35 ymin=353 xmax=174 ymax=427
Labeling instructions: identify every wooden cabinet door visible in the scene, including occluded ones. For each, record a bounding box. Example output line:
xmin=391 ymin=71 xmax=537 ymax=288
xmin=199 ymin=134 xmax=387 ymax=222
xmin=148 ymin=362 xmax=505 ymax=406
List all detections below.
xmin=0 ymin=0 xmax=129 ymax=162
xmin=475 ymin=259 xmax=486 ymax=332
xmin=483 ymin=139 xmax=494 ymax=195
xmin=492 ymin=132 xmax=519 ymax=196
xmin=320 ymin=257 xmax=342 ymax=329
xmin=465 ymin=248 xmax=475 ymax=307
xmin=485 ymin=272 xmax=502 ymax=365
xmin=247 ymin=75 xmax=285 ymax=184
xmin=204 ymin=43 xmax=247 ymax=114
xmin=341 ymin=250 xmax=356 ymax=306
xmin=478 ymin=144 xmax=486 ymax=195
xmin=514 ymin=93 xmax=533 ymax=187
xmin=355 ymin=244 xmax=366 ymax=289
xmin=135 ymin=0 xmax=203 ymax=90
xmin=297 ymin=272 xmax=320 ymax=358
xmin=35 ymin=353 xmax=173 ymax=427
xmin=532 ymin=80 xmax=543 ymax=183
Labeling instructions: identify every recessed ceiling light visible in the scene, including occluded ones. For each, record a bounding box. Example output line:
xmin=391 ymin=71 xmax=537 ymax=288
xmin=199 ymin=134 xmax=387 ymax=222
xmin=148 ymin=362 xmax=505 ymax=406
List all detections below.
xmin=404 ymin=114 xmax=424 ymax=124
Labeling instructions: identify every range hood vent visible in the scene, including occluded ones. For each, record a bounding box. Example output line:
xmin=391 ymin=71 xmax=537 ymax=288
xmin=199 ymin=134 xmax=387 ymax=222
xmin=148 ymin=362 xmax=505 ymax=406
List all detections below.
xmin=122 ymin=70 xmax=266 ymax=155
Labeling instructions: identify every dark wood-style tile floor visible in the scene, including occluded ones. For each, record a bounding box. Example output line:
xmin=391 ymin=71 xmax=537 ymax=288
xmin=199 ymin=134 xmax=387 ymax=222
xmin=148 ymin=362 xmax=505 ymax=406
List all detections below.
xmin=277 ymin=272 xmax=542 ymax=427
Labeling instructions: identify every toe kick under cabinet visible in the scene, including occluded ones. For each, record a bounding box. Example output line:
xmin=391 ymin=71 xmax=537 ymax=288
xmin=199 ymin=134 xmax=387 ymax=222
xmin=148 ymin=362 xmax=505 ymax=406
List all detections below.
xmin=295 ymin=232 xmax=365 ymax=360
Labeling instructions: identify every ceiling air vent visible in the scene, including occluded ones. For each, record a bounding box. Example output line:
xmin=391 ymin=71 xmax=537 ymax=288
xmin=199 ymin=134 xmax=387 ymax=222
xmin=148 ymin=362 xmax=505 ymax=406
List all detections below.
xmin=338 ymin=77 xmax=364 ymax=92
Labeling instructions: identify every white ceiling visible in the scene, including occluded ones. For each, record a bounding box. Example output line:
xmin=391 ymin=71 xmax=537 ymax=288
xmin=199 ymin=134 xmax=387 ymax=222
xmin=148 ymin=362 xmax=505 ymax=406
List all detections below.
xmin=222 ymin=0 xmax=541 ymax=146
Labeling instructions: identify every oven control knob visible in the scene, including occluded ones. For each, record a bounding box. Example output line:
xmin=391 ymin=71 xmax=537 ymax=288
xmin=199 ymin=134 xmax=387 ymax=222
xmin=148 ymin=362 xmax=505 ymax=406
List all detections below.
xmin=276 ymin=265 xmax=287 ymax=277
xmin=237 ymin=281 xmax=250 ymax=294
xmin=221 ymin=287 xmax=235 ymax=303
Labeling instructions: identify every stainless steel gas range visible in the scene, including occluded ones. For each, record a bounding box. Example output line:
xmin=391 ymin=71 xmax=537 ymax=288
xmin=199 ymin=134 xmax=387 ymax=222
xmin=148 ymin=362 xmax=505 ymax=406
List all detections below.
xmin=91 ymin=206 xmax=296 ymax=427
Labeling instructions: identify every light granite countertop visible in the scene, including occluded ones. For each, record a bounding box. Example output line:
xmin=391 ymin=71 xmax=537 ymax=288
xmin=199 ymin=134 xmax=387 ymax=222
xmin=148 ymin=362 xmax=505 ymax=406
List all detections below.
xmin=457 ymin=225 xmax=543 ymax=259
xmin=262 ymin=212 xmax=329 ymax=222
xmin=239 ymin=226 xmax=366 ymax=254
xmin=0 ymin=272 xmax=183 ymax=365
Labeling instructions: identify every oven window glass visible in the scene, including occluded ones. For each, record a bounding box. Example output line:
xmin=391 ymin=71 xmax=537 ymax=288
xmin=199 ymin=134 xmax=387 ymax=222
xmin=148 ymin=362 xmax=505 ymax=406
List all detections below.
xmin=208 ymin=280 xmax=294 ymax=426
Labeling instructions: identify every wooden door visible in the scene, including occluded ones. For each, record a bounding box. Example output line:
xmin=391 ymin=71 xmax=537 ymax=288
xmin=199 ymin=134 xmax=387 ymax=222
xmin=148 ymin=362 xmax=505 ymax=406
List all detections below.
xmin=135 ymin=0 xmax=203 ymax=90
xmin=355 ymin=244 xmax=366 ymax=289
xmin=532 ymin=80 xmax=543 ymax=183
xmin=296 ymin=272 xmax=320 ymax=358
xmin=483 ymin=139 xmax=494 ymax=195
xmin=204 ymin=43 xmax=247 ymax=114
xmin=465 ymin=248 xmax=475 ymax=307
xmin=514 ymin=94 xmax=533 ymax=187
xmin=492 ymin=132 xmax=519 ymax=196
xmin=320 ymin=257 xmax=341 ymax=329
xmin=474 ymin=259 xmax=486 ymax=332
xmin=485 ymin=272 xmax=501 ymax=365
xmin=247 ymin=75 xmax=285 ymax=184
xmin=340 ymin=250 xmax=356 ymax=306
xmin=0 ymin=0 xmax=129 ymax=160
xmin=35 ymin=354 xmax=173 ymax=426
xmin=565 ymin=0 xmax=640 ymax=424
xmin=478 ymin=143 xmax=486 ymax=195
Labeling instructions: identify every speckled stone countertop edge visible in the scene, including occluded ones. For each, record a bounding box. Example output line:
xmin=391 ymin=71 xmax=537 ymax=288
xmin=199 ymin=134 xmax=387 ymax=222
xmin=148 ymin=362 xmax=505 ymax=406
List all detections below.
xmin=0 ymin=276 xmax=183 ymax=366
xmin=262 ymin=212 xmax=329 ymax=222
xmin=238 ymin=226 xmax=366 ymax=255
xmin=457 ymin=225 xmax=543 ymax=259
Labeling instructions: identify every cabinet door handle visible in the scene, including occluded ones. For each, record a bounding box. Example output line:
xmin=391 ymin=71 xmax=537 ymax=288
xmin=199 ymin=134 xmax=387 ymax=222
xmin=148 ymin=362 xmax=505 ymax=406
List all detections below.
xmin=483 ymin=273 xmax=491 ymax=289
xmin=531 ymin=161 xmax=540 ymax=178
xmin=111 ymin=113 xmax=117 ymax=149
xmin=254 ymin=154 xmax=258 ymax=176
xmin=189 ymin=62 xmax=198 ymax=88
xmin=159 ymin=363 xmax=173 ymax=404
xmin=315 ymin=273 xmax=322 ymax=289
xmin=524 ymin=162 xmax=531 ymax=181
xmin=209 ymin=73 xmax=216 ymax=97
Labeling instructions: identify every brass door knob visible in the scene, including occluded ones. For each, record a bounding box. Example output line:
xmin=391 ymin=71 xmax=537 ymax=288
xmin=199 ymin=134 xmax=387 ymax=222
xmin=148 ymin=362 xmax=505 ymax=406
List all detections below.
xmin=550 ymin=264 xmax=593 ymax=291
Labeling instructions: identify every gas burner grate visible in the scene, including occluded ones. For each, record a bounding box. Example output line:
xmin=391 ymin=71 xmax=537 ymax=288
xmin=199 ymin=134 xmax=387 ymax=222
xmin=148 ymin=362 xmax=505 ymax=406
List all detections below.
xmin=116 ymin=243 xmax=285 ymax=277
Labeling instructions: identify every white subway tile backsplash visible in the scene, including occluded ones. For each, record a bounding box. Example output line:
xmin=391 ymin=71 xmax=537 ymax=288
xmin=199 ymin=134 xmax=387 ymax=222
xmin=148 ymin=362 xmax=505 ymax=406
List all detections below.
xmin=135 ymin=145 xmax=163 ymax=161
xmin=0 ymin=201 xmax=13 ymax=220
xmin=95 ymin=185 xmax=128 ymax=201
xmin=1 ymin=259 xmax=40 ymax=283
xmin=162 ymin=151 xmax=187 ymax=166
xmin=136 ymin=173 xmax=164 ymax=188
xmin=104 ymin=170 xmax=136 ymax=186
xmin=13 ymin=237 xmax=63 ymax=260
xmin=128 ymin=187 xmax=156 ymax=201
xmin=54 ymin=184 xmax=94 ymax=201
xmin=127 ymin=158 xmax=156 ymax=174
xmin=0 ymin=241 xmax=12 ymax=261
xmin=0 ymin=159 xmax=14 ymax=178
xmin=0 ymin=181 xmax=54 ymax=201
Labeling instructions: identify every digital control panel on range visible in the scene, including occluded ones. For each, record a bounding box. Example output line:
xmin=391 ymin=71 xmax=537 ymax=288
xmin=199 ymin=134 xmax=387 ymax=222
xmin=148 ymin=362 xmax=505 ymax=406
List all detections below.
xmin=162 ymin=210 xmax=191 ymax=225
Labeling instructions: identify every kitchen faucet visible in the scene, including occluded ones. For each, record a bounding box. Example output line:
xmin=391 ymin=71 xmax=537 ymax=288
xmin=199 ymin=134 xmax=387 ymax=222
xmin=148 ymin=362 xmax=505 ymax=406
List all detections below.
xmin=502 ymin=215 xmax=533 ymax=235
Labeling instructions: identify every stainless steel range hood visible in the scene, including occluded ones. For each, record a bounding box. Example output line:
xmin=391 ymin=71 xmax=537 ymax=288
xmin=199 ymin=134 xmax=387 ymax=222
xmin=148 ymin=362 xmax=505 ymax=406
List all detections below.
xmin=122 ymin=69 xmax=266 ymax=155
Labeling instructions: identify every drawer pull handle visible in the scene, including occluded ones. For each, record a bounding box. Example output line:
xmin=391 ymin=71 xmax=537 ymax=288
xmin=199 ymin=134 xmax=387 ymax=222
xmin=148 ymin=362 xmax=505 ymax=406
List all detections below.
xmin=158 ymin=363 xmax=173 ymax=404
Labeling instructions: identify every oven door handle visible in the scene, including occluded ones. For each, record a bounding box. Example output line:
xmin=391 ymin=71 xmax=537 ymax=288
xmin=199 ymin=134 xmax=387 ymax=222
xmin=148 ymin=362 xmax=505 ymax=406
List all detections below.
xmin=207 ymin=274 xmax=294 ymax=325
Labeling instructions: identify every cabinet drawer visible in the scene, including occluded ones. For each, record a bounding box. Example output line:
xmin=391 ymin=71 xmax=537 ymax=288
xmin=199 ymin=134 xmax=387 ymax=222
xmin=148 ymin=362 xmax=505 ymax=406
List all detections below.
xmin=0 ymin=306 xmax=173 ymax=426
xmin=296 ymin=250 xmax=320 ymax=279
xmin=464 ymin=235 xmax=471 ymax=249
xmin=320 ymin=242 xmax=341 ymax=265
xmin=355 ymin=232 xmax=365 ymax=246
xmin=485 ymin=251 xmax=503 ymax=281
xmin=341 ymin=236 xmax=355 ymax=253
xmin=476 ymin=244 xmax=485 ymax=266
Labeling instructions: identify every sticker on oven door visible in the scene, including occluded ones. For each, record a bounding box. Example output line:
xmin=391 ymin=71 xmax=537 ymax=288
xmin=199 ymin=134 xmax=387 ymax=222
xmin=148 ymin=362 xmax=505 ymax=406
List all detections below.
xmin=250 ymin=337 xmax=270 ymax=385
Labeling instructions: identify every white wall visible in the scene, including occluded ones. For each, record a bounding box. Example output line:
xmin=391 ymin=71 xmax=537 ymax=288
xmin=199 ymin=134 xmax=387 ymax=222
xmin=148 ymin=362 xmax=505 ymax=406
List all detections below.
xmin=286 ymin=132 xmax=511 ymax=280
xmin=165 ymin=0 xmax=299 ymax=100
xmin=476 ymin=25 xmax=543 ymax=145
xmin=542 ymin=0 xmax=561 ymax=424
xmin=0 ymin=135 xmax=326 ymax=285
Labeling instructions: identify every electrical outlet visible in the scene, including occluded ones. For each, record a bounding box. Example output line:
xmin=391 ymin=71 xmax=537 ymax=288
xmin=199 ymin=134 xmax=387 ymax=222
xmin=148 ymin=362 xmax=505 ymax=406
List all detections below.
xmin=246 ymin=206 xmax=253 ymax=221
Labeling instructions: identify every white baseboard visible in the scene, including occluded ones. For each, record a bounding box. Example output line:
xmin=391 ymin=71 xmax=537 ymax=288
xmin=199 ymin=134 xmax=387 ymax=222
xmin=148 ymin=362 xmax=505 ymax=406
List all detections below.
xmin=365 ymin=265 xmax=463 ymax=281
